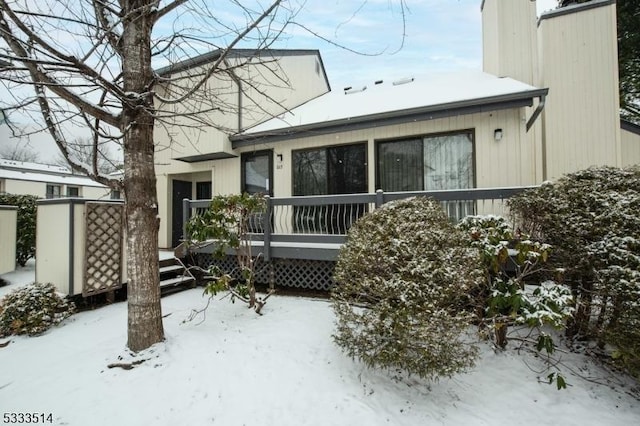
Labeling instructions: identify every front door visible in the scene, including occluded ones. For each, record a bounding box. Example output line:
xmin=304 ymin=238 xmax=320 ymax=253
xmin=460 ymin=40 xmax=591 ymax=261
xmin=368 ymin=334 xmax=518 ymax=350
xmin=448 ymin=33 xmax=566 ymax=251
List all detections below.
xmin=172 ymin=179 xmax=192 ymax=247
xmin=241 ymin=151 xmax=272 ymax=233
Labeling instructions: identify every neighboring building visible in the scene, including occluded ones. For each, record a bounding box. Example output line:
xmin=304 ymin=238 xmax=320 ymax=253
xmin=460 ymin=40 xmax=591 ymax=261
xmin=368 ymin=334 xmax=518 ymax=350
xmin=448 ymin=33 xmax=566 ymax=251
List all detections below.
xmin=0 ymin=158 xmax=111 ymax=200
xmin=153 ymin=0 xmax=640 ymax=249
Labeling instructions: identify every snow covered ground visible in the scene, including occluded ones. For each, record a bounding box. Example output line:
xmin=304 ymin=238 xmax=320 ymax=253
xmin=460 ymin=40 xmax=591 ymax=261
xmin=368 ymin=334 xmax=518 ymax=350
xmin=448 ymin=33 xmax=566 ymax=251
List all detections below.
xmin=1 ymin=264 xmax=639 ymax=426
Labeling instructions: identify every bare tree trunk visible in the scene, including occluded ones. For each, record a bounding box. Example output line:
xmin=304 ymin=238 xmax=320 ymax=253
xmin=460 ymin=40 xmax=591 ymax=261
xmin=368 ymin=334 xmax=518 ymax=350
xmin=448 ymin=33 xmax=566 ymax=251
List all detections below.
xmin=122 ymin=0 xmax=164 ymax=352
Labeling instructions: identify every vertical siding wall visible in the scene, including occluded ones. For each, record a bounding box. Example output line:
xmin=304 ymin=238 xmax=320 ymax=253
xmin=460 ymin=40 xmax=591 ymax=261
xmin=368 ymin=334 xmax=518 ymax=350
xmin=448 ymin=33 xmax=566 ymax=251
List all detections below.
xmin=0 ymin=206 xmax=17 ymax=274
xmin=539 ymin=2 xmax=621 ymax=180
xmin=154 ymin=53 xmax=329 ymax=247
xmin=481 ymin=0 xmax=538 ymax=85
xmin=481 ymin=0 xmax=544 ymax=182
xmin=36 ymin=202 xmax=72 ymax=293
xmin=621 ymin=128 xmax=640 ymax=167
xmin=214 ymin=109 xmax=535 ymax=198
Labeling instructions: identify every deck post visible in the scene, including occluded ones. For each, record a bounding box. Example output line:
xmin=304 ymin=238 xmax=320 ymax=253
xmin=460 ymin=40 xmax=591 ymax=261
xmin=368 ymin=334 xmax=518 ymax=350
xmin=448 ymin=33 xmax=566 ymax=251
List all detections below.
xmin=263 ymin=195 xmax=272 ymax=262
xmin=375 ymin=189 xmax=384 ymax=208
xmin=182 ymin=198 xmax=190 ymax=242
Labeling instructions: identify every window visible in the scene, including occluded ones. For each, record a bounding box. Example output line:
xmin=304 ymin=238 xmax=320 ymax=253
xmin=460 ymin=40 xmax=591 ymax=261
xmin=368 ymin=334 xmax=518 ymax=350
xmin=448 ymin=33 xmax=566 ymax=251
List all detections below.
xmin=377 ymin=131 xmax=475 ymax=220
xmin=110 ymin=189 xmax=122 ymax=200
xmin=195 ymin=181 xmax=212 ymax=216
xmin=293 ymin=143 xmax=367 ymax=233
xmin=293 ymin=143 xmax=367 ymax=196
xmin=196 ymin=181 xmax=212 ymax=200
xmin=377 ymin=131 xmax=474 ymax=191
xmin=46 ymin=184 xmax=62 ymax=199
xmin=242 ymin=151 xmax=271 ymax=196
xmin=66 ymin=186 xmax=79 ymax=197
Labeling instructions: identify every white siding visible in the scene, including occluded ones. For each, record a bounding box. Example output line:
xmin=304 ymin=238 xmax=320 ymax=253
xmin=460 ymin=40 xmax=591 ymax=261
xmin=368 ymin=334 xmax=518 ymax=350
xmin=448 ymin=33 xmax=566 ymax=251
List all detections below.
xmin=154 ymin=52 xmax=329 ymax=247
xmin=36 ymin=203 xmax=71 ymax=294
xmin=539 ymin=2 xmax=621 ymax=180
xmin=156 ymin=107 xmax=534 ymax=247
xmin=481 ymin=0 xmax=538 ymax=85
xmin=220 ymin=109 xmax=534 ymax=198
xmin=621 ymin=127 xmax=640 ymax=166
xmin=0 ymin=206 xmax=17 ymax=274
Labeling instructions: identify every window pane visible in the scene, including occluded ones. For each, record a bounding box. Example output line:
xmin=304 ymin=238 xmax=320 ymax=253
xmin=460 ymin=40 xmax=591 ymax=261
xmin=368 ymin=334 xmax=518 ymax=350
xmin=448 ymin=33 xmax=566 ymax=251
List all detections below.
xmin=423 ymin=133 xmax=473 ymax=190
xmin=196 ymin=181 xmax=212 ymax=199
xmin=46 ymin=184 xmax=61 ymax=199
xmin=243 ymin=154 xmax=270 ymax=194
xmin=293 ymin=149 xmax=326 ymax=196
xmin=327 ymin=144 xmax=367 ymax=194
xmin=378 ymin=139 xmax=423 ymax=191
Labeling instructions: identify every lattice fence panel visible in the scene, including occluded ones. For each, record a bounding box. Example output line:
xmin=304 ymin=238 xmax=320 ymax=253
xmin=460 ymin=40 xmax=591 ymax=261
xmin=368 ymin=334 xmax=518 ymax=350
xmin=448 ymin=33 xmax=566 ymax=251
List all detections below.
xmin=195 ymin=254 xmax=336 ymax=291
xmin=84 ymin=202 xmax=124 ymax=296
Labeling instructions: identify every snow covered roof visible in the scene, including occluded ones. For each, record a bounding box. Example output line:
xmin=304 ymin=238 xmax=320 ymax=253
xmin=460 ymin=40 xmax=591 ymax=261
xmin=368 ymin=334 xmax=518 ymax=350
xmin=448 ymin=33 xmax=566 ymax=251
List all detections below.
xmin=231 ymin=71 xmax=547 ymax=146
xmin=0 ymin=159 xmax=106 ymax=187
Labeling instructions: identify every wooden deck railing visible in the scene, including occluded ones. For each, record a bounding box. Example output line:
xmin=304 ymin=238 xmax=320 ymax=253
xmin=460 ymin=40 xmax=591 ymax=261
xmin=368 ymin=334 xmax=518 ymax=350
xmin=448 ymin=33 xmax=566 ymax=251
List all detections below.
xmin=183 ymin=186 xmax=537 ymax=261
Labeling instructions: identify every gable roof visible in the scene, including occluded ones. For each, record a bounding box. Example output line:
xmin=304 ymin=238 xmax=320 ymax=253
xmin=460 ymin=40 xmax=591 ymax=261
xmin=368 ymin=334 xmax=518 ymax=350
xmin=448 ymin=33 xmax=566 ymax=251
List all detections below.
xmin=155 ymin=48 xmax=330 ymax=89
xmin=231 ymin=71 xmax=547 ymax=147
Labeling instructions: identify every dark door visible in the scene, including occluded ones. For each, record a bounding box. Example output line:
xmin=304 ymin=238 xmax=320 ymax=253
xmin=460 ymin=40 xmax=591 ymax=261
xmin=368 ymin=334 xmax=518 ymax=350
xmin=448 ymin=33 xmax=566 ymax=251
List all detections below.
xmin=172 ymin=179 xmax=192 ymax=247
xmin=241 ymin=151 xmax=272 ymax=232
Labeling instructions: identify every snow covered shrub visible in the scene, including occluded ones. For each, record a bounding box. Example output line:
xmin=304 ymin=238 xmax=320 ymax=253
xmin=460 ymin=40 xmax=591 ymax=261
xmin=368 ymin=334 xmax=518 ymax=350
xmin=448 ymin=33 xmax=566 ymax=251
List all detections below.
xmin=0 ymin=194 xmax=38 ymax=266
xmin=458 ymin=216 xmax=573 ymax=389
xmin=458 ymin=216 xmax=571 ymax=349
xmin=0 ymin=283 xmax=74 ymax=337
xmin=508 ymin=166 xmax=640 ymax=376
xmin=331 ymin=197 xmax=483 ymax=380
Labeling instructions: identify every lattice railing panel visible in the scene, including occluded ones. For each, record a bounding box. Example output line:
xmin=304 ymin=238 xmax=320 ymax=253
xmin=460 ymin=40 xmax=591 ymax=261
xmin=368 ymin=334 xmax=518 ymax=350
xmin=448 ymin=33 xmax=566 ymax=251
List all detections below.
xmin=84 ymin=202 xmax=124 ymax=296
xmin=195 ymin=254 xmax=336 ymax=291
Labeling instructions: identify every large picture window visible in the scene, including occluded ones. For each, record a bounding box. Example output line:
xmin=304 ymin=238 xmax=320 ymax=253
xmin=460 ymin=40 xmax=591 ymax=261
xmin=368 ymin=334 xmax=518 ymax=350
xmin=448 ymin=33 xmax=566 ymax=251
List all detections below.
xmin=377 ymin=131 xmax=474 ymax=191
xmin=293 ymin=143 xmax=367 ymax=233
xmin=293 ymin=143 xmax=367 ymax=196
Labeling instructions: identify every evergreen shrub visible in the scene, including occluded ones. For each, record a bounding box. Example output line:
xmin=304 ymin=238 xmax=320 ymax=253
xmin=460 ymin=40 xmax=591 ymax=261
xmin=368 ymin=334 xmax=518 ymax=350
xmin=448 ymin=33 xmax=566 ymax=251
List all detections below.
xmin=331 ymin=197 xmax=483 ymax=380
xmin=0 ymin=283 xmax=74 ymax=337
xmin=0 ymin=193 xmax=38 ymax=266
xmin=508 ymin=166 xmax=640 ymax=376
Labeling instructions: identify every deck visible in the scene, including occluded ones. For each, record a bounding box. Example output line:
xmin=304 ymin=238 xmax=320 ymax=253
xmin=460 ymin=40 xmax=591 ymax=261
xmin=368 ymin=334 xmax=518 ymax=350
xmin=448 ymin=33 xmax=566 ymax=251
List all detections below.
xmin=182 ymin=187 xmax=536 ymax=290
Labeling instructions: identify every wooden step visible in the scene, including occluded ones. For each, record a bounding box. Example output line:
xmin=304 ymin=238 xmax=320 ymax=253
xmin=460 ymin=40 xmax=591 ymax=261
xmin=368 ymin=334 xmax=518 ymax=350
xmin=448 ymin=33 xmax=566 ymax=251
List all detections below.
xmin=157 ymin=256 xmax=196 ymax=296
xmin=159 ymin=264 xmax=184 ymax=275
xmin=160 ymin=275 xmax=195 ymax=287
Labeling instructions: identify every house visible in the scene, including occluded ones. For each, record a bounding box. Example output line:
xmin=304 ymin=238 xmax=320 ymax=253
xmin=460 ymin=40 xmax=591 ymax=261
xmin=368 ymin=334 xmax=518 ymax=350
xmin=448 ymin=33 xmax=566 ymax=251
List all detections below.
xmin=154 ymin=0 xmax=640 ymax=250
xmin=0 ymin=158 xmax=112 ymax=200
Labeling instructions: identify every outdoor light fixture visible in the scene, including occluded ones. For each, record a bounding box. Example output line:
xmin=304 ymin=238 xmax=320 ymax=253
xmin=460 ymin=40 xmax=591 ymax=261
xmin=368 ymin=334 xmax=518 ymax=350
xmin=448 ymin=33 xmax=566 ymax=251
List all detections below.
xmin=494 ymin=128 xmax=503 ymax=141
xmin=276 ymin=154 xmax=283 ymax=162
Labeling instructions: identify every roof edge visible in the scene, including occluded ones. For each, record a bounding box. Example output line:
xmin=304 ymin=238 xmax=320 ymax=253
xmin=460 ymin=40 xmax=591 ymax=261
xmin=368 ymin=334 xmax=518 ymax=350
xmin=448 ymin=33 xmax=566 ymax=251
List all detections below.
xmin=231 ymin=88 xmax=549 ymax=146
xmin=621 ymin=118 xmax=640 ymax=136
xmin=539 ymin=0 xmax=615 ymax=25
xmin=156 ymin=48 xmax=325 ymax=77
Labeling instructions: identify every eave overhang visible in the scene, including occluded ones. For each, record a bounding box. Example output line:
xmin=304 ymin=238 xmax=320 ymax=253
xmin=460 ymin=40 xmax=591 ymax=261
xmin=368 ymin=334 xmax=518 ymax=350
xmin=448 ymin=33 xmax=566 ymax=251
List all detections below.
xmin=231 ymin=88 xmax=549 ymax=148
